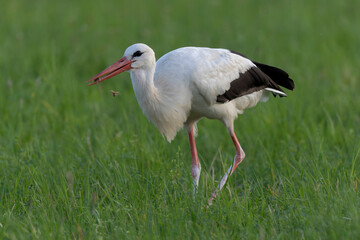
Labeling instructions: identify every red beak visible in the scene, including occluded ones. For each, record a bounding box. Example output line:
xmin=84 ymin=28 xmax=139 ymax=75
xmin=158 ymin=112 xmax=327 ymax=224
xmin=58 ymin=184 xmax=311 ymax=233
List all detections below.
xmin=87 ymin=56 xmax=133 ymax=86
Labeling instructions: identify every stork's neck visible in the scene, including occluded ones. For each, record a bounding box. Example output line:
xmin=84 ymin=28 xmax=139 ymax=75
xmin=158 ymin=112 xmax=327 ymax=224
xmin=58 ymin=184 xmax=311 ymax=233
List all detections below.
xmin=130 ymin=66 xmax=160 ymax=116
xmin=129 ymin=60 xmax=190 ymax=142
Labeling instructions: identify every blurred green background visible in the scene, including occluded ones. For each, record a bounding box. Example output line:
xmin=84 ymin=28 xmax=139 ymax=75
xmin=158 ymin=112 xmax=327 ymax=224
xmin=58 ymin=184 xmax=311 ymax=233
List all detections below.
xmin=1 ymin=0 xmax=360 ymax=239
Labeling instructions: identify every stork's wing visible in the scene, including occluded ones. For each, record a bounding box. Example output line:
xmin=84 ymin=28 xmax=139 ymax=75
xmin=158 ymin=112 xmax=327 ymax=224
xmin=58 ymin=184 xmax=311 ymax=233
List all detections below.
xmin=189 ymin=48 xmax=292 ymax=104
xmin=216 ymin=62 xmax=290 ymax=103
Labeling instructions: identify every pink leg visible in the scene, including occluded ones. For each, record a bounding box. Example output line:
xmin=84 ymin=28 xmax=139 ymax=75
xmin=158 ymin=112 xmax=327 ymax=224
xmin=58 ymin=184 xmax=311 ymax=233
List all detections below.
xmin=208 ymin=130 xmax=245 ymax=206
xmin=187 ymin=125 xmax=201 ymax=195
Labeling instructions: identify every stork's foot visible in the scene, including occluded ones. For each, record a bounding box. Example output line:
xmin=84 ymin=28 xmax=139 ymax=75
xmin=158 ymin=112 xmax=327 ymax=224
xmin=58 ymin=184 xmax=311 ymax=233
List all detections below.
xmin=207 ymin=151 xmax=245 ymax=207
xmin=192 ymin=164 xmax=201 ymax=199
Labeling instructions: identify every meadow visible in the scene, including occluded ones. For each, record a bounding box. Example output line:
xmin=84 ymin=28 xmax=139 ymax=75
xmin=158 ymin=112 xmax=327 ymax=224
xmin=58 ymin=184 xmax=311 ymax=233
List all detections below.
xmin=1 ymin=0 xmax=360 ymax=239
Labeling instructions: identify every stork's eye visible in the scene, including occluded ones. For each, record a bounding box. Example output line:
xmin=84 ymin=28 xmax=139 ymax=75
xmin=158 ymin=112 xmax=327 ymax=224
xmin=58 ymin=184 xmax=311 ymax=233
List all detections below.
xmin=132 ymin=51 xmax=143 ymax=58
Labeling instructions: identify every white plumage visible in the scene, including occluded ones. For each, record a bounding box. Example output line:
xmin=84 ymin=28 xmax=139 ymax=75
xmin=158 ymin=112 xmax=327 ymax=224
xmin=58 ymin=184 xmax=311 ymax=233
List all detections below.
xmin=88 ymin=43 xmax=294 ymax=205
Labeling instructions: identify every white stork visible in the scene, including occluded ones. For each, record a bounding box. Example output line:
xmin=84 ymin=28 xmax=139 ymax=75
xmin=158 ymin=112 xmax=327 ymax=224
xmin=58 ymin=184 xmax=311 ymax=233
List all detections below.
xmin=87 ymin=43 xmax=294 ymax=205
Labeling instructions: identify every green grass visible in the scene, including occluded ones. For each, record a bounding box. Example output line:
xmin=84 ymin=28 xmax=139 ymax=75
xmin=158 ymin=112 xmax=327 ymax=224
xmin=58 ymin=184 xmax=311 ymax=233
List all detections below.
xmin=1 ymin=0 xmax=360 ymax=239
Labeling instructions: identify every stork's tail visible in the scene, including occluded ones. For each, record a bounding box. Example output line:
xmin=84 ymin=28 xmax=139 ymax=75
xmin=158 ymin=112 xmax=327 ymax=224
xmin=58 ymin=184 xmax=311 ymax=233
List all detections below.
xmin=264 ymin=88 xmax=287 ymax=97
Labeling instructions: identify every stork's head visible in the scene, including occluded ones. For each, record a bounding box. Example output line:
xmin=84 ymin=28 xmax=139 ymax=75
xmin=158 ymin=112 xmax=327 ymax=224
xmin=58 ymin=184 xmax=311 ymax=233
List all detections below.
xmin=87 ymin=43 xmax=155 ymax=86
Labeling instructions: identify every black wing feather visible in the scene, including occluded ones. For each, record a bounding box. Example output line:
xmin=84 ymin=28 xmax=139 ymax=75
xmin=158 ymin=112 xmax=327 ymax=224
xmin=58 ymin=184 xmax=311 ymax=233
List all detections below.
xmin=252 ymin=61 xmax=294 ymax=90
xmin=216 ymin=50 xmax=294 ymax=103
xmin=216 ymin=67 xmax=284 ymax=103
